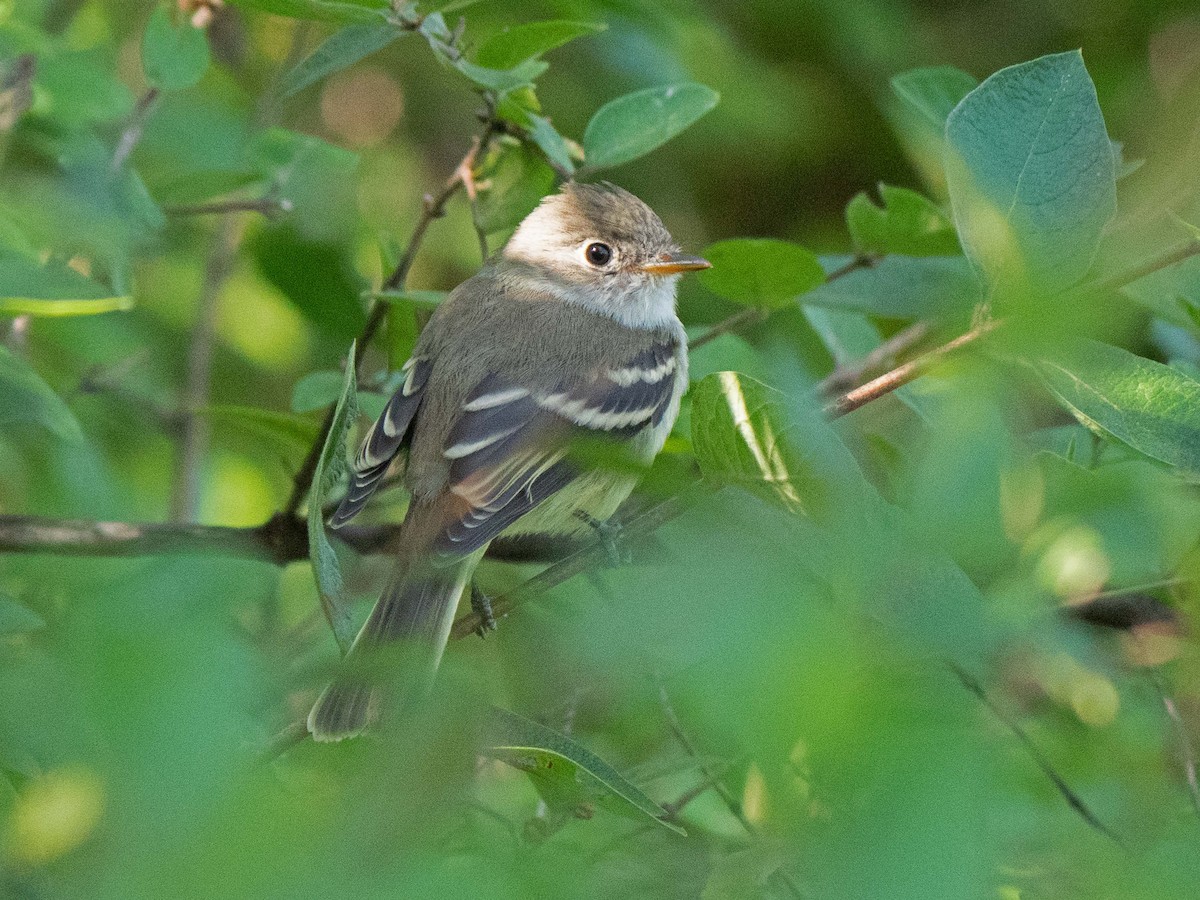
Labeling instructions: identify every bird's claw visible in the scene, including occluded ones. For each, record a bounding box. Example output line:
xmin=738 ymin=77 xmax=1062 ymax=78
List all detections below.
xmin=575 ymin=511 xmax=629 ymax=566
xmin=470 ymin=582 xmax=497 ymax=638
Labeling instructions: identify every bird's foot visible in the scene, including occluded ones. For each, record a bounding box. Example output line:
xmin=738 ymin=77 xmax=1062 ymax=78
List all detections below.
xmin=575 ymin=511 xmax=629 ymax=566
xmin=470 ymin=582 xmax=497 ymax=638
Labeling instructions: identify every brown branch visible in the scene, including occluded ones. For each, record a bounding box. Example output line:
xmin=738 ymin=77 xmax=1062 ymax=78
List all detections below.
xmin=816 ymin=321 xmax=931 ymax=396
xmin=822 ymin=319 xmax=999 ymax=419
xmin=281 ymin=123 xmax=499 ymax=518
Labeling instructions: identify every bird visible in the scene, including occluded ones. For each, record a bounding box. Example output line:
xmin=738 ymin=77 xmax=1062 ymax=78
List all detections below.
xmin=307 ymin=181 xmax=710 ymax=741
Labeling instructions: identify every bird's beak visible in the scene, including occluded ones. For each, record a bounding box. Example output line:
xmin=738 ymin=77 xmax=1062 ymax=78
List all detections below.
xmin=641 ymin=253 xmax=712 ymax=276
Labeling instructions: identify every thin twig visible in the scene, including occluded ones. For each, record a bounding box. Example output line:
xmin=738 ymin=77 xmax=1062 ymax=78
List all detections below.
xmin=170 ymin=215 xmax=244 ymax=521
xmin=1088 ymin=240 xmax=1200 ymax=295
xmin=112 ymin=87 xmax=159 ymax=172
xmin=282 ymin=123 xmax=499 ymax=518
xmin=822 ymin=319 xmax=1000 ymax=419
xmin=950 ymin=663 xmax=1123 ymax=845
xmin=816 ymin=321 xmax=931 ymax=396
xmin=658 ymin=679 xmax=806 ymax=898
xmin=691 ymin=254 xmax=878 ymax=352
xmin=1152 ymin=673 xmax=1200 ymax=819
xmin=164 ymin=196 xmax=294 ymax=218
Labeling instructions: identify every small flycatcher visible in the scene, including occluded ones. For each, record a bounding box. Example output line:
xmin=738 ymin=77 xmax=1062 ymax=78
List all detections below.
xmin=308 ymin=182 xmax=709 ymax=740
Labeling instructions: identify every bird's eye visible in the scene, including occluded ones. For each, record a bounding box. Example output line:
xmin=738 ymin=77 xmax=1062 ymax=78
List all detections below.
xmin=584 ymin=242 xmax=613 ymax=266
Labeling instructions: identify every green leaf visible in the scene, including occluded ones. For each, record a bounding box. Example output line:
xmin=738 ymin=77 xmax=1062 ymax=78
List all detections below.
xmin=690 ymin=372 xmax=808 ymax=512
xmin=475 ymin=20 xmax=606 ymax=71
xmin=582 ymin=83 xmax=718 ymax=172
xmin=0 ymin=595 xmax=45 ymax=635
xmin=0 ymin=296 xmax=132 ymax=317
xmin=699 ymin=239 xmax=825 ymax=310
xmin=805 ymin=255 xmax=981 ymax=321
xmin=497 ymin=99 xmax=575 ymax=174
xmin=369 ymin=289 xmax=448 ymax=308
xmin=227 ymin=0 xmax=389 ymax=24
xmin=0 ymin=346 xmax=83 ymax=442
xmin=845 ymin=185 xmax=960 ymax=257
xmin=474 ymin=143 xmax=556 ymax=235
xmin=280 ymin=23 xmax=405 ymax=98
xmin=291 ymin=370 xmax=345 ymax=413
xmin=890 ymin=65 xmax=977 ymax=127
xmin=196 ymin=405 xmax=319 ymax=450
xmin=944 ymin=51 xmax=1116 ymax=294
xmin=308 ymin=344 xmax=360 ymax=653
xmin=452 ymin=57 xmax=548 ymax=94
xmin=486 ymin=707 xmax=685 ymax=836
xmin=142 ymin=6 xmax=211 ymax=91
xmin=1038 ymin=339 xmax=1200 ymax=474
xmin=0 ymin=252 xmax=132 ymax=316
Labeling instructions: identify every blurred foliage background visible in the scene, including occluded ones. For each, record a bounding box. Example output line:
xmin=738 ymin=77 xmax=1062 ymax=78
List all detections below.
xmin=3 ymin=0 xmax=1200 ymax=897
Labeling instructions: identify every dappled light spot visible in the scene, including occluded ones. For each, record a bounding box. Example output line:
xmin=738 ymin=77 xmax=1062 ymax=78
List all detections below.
xmin=321 ymin=67 xmax=404 ymax=150
xmin=5 ymin=769 xmax=104 ymax=867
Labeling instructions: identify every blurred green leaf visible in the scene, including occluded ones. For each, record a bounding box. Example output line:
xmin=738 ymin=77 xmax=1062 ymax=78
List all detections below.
xmin=890 ymin=65 xmax=977 ymax=126
xmin=141 ymin=5 xmax=210 ymax=92
xmin=581 ymin=83 xmax=718 ymax=172
xmin=806 ymin=254 xmax=980 ymax=320
xmin=228 ymin=0 xmax=389 ymax=24
xmin=497 ymin=102 xmax=575 ymax=174
xmin=845 ymin=185 xmax=960 ymax=257
xmin=253 ymin=225 xmax=366 ymax=338
xmin=1039 ymin=339 xmax=1200 ymax=475
xmin=33 ymin=50 xmax=133 ymax=126
xmin=487 ymin=707 xmax=685 ymax=836
xmin=945 ymin=51 xmax=1116 ymax=294
xmin=280 ymin=23 xmax=406 ymax=98
xmin=0 ymin=253 xmax=130 ymax=315
xmin=0 ymin=345 xmax=83 ymax=442
xmin=699 ymin=239 xmax=824 ymax=310
xmin=308 ymin=343 xmax=359 ymax=653
xmin=291 ymin=370 xmax=345 ymax=413
xmin=453 ymin=57 xmax=549 ymax=94
xmin=197 ymin=405 xmax=319 ymax=450
xmin=476 ymin=20 xmax=606 ymax=71
xmin=475 ymin=142 xmax=556 ymax=235
xmin=690 ymin=371 xmax=807 ymax=512
xmin=0 ymin=595 xmax=45 ymax=635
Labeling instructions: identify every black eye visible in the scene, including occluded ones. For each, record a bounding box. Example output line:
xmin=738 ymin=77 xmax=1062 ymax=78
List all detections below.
xmin=585 ymin=242 xmax=613 ymax=266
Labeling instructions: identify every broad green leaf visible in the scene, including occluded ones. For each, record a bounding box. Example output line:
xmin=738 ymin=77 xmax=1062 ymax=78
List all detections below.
xmin=475 ymin=20 xmax=605 ymax=71
xmin=141 ymin=5 xmax=210 ymax=91
xmin=227 ymin=0 xmax=389 ymax=24
xmin=280 ymin=23 xmax=405 ymax=98
xmin=1038 ymin=339 xmax=1200 ymax=474
xmin=291 ymin=370 xmax=345 ymax=413
xmin=845 ymin=185 xmax=960 ymax=256
xmin=0 ymin=252 xmax=132 ymax=315
xmin=890 ymin=65 xmax=977 ymax=126
xmin=944 ymin=51 xmax=1116 ymax=294
xmin=805 ymin=254 xmax=980 ymax=320
xmin=690 ymin=371 xmax=807 ymax=512
xmin=0 ymin=595 xmax=45 ymax=635
xmin=1122 ymin=254 xmax=1200 ymax=333
xmin=486 ymin=707 xmax=685 ymax=836
xmin=0 ymin=346 xmax=83 ymax=442
xmin=582 ymin=83 xmax=718 ymax=172
xmin=699 ymin=239 xmax=825 ymax=310
xmin=196 ymin=405 xmax=319 ymax=449
xmin=308 ymin=343 xmax=359 ymax=653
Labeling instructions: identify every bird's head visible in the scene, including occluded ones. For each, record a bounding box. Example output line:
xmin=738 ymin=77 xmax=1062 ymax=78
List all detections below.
xmin=500 ymin=182 xmax=709 ymax=328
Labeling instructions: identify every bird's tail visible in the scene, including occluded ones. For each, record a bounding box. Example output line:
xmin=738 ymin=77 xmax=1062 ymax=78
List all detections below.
xmin=307 ymin=557 xmax=474 ymax=742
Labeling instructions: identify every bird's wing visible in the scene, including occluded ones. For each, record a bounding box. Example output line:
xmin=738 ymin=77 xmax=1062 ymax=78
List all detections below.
xmin=433 ymin=339 xmax=680 ymax=555
xmin=329 ymin=355 xmax=432 ymax=527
